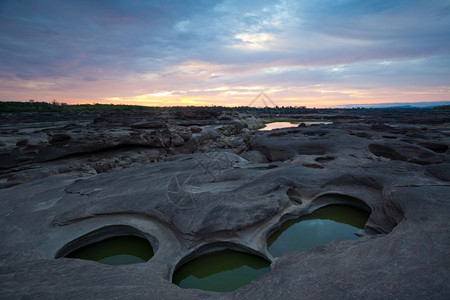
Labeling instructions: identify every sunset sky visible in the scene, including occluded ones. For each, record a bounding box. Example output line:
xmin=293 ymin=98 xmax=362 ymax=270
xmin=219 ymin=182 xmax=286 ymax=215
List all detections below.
xmin=1 ymin=0 xmax=449 ymax=107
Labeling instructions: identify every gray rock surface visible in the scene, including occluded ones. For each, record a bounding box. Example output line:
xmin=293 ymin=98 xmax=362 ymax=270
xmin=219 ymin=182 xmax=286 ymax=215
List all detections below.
xmin=0 ymin=109 xmax=449 ymax=299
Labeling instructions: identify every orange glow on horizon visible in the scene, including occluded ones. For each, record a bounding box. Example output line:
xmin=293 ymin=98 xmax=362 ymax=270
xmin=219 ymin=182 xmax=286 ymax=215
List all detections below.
xmin=95 ymin=86 xmax=450 ymax=108
xmin=2 ymin=83 xmax=448 ymax=108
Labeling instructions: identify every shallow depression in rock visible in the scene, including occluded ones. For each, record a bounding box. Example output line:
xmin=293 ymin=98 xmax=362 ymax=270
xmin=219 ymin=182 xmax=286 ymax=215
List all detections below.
xmin=66 ymin=235 xmax=154 ymax=265
xmin=268 ymin=205 xmax=369 ymax=257
xmin=172 ymin=250 xmax=271 ymax=292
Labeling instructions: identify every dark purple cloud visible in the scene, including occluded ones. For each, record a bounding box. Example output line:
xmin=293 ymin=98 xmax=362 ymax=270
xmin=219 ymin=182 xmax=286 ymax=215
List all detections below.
xmin=0 ymin=0 xmax=449 ymax=104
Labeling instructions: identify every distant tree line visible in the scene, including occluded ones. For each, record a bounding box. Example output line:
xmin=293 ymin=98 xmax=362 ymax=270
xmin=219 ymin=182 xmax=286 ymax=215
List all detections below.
xmin=0 ymin=101 xmax=310 ymax=114
xmin=433 ymin=105 xmax=450 ymax=111
xmin=2 ymin=100 xmax=443 ymax=113
xmin=0 ymin=101 xmax=160 ymax=113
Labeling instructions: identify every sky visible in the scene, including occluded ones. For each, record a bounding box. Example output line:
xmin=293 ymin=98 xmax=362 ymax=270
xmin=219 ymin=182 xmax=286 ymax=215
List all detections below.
xmin=0 ymin=0 xmax=449 ymax=108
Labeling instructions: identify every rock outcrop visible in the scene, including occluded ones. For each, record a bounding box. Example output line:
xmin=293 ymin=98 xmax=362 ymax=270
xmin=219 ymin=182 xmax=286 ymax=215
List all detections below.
xmin=0 ymin=109 xmax=449 ymax=299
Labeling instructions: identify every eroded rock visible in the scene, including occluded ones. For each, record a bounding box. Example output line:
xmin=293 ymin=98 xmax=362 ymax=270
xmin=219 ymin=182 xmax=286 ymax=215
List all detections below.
xmin=0 ymin=109 xmax=449 ymax=299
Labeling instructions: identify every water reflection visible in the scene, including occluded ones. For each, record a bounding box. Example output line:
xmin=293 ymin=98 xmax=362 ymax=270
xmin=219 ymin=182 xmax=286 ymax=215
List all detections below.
xmin=259 ymin=122 xmax=299 ymax=131
xmin=260 ymin=121 xmax=332 ymax=131
xmin=66 ymin=235 xmax=154 ymax=265
xmin=268 ymin=205 xmax=369 ymax=257
xmin=172 ymin=250 xmax=270 ymax=292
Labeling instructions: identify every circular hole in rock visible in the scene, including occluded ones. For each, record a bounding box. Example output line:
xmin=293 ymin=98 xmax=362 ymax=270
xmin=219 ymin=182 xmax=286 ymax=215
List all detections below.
xmin=172 ymin=250 xmax=270 ymax=292
xmin=66 ymin=235 xmax=154 ymax=265
xmin=267 ymin=205 xmax=369 ymax=257
xmin=57 ymin=226 xmax=155 ymax=265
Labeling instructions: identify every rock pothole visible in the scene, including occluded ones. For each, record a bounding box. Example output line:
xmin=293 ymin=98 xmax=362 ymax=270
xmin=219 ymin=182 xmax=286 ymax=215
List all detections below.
xmin=419 ymin=143 xmax=449 ymax=153
xmin=315 ymin=156 xmax=335 ymax=163
xmin=267 ymin=204 xmax=370 ymax=258
xmin=172 ymin=243 xmax=270 ymax=292
xmin=56 ymin=225 xmax=156 ymax=265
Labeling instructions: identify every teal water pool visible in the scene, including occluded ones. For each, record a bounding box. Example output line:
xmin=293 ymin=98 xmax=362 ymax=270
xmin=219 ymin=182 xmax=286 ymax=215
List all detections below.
xmin=172 ymin=250 xmax=271 ymax=292
xmin=268 ymin=205 xmax=369 ymax=257
xmin=66 ymin=235 xmax=154 ymax=265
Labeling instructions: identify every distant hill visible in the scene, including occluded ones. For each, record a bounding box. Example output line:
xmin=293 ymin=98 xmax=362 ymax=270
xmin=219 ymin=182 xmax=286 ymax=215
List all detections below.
xmin=337 ymin=101 xmax=450 ymax=109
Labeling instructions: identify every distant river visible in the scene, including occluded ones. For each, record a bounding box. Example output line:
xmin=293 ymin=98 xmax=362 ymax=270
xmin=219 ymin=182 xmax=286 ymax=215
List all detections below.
xmin=259 ymin=121 xmax=332 ymax=131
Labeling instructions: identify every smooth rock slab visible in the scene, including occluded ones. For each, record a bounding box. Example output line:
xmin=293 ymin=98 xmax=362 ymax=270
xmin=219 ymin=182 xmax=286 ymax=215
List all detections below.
xmin=0 ymin=112 xmax=449 ymax=299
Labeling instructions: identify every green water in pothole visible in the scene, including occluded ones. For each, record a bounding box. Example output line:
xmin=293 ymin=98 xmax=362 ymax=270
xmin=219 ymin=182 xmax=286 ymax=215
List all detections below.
xmin=268 ymin=205 xmax=369 ymax=257
xmin=66 ymin=235 xmax=154 ymax=265
xmin=172 ymin=250 xmax=271 ymax=292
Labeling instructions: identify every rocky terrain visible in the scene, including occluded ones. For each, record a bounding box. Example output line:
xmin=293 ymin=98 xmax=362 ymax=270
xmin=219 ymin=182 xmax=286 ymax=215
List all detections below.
xmin=0 ymin=108 xmax=449 ymax=299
